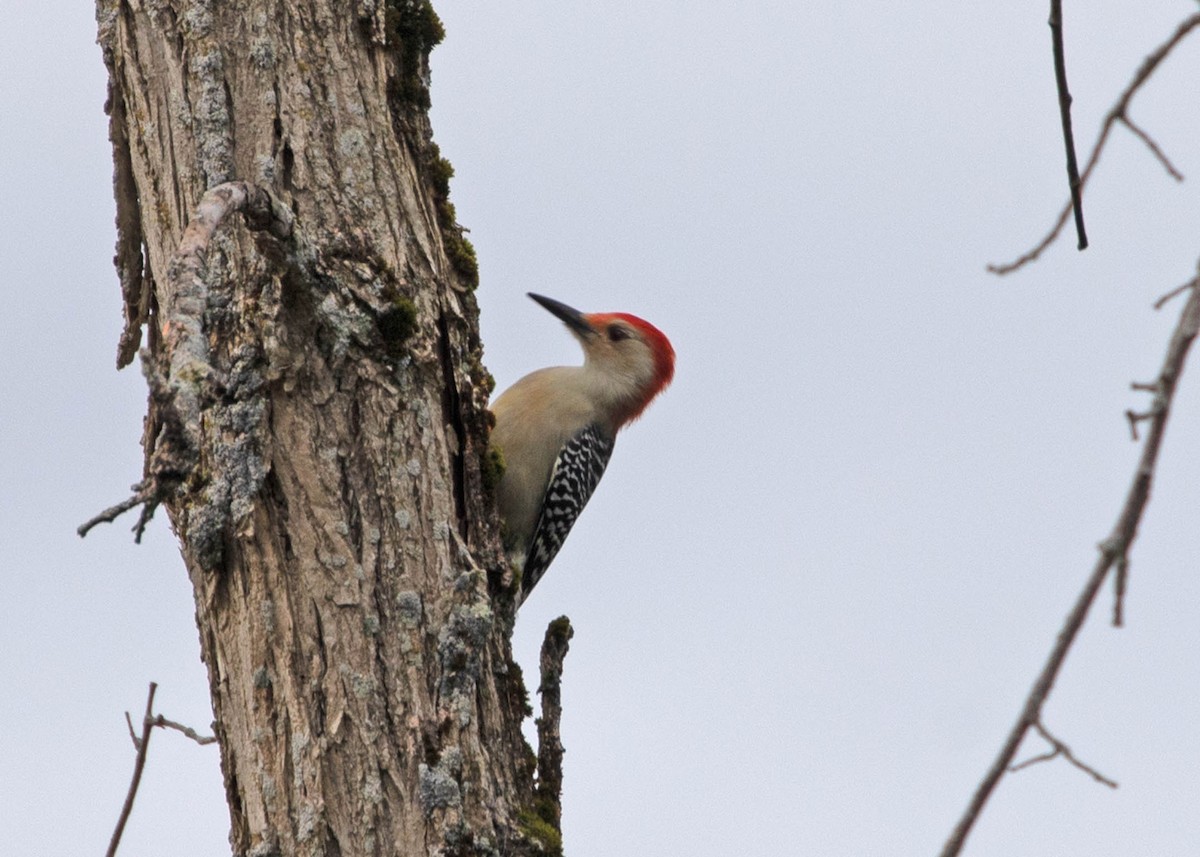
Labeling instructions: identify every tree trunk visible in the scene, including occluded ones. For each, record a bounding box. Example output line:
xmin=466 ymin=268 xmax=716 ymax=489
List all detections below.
xmin=94 ymin=2 xmax=558 ymax=854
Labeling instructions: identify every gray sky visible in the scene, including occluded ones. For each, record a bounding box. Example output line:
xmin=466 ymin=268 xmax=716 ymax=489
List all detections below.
xmin=4 ymin=1 xmax=1200 ymax=854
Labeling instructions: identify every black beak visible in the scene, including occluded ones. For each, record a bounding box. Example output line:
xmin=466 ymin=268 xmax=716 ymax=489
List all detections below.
xmin=528 ymin=293 xmax=595 ymax=339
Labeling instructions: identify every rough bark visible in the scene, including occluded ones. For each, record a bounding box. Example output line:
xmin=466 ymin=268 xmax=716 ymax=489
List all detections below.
xmin=531 ymin=619 xmax=572 ymax=844
xmin=94 ymin=2 xmax=554 ymax=854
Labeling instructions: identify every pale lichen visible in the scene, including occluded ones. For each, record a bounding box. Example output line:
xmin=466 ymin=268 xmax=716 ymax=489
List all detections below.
xmin=418 ymin=759 xmax=462 ymax=814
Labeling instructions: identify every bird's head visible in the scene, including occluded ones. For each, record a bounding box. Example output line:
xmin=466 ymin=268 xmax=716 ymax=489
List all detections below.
xmin=529 ymin=292 xmax=675 ymax=425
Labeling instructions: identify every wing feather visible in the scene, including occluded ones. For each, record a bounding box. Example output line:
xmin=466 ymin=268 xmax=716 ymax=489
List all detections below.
xmin=518 ymin=424 xmax=615 ymax=604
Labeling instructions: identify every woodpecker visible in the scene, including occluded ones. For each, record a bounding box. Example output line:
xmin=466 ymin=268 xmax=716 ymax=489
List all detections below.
xmin=489 ymin=293 xmax=675 ymax=605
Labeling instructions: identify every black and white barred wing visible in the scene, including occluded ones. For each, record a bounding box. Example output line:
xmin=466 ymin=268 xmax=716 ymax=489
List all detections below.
xmin=518 ymin=424 xmax=616 ymax=603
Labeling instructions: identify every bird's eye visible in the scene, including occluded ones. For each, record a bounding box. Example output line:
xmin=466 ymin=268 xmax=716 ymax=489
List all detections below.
xmin=607 ymin=324 xmax=631 ymax=342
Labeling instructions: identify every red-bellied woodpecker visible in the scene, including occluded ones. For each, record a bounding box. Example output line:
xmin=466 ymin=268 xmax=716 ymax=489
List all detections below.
xmin=489 ymin=293 xmax=675 ymax=605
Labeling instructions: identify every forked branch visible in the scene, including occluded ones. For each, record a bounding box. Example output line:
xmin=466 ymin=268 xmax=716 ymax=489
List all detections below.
xmin=941 ymin=277 xmax=1200 ymax=856
xmin=1008 ymin=721 xmax=1118 ymax=789
xmin=107 ymin=682 xmax=217 ymax=857
xmin=989 ymin=14 xmax=1200 ymax=275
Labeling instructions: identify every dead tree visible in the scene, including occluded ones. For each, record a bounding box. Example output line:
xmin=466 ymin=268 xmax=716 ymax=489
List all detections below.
xmin=89 ymin=2 xmax=563 ymax=854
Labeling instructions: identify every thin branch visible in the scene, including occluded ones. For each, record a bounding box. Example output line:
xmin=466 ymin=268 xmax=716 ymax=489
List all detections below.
xmin=1120 ymin=115 xmax=1185 ymax=182
xmin=1154 ymin=277 xmax=1198 ymax=310
xmin=106 ymin=684 xmax=219 ymax=857
xmin=107 ymin=683 xmax=158 ymax=857
xmin=1124 ymin=404 xmax=1159 ymax=441
xmin=132 ymin=497 xmax=160 ymax=543
xmin=940 ymin=280 xmax=1200 ymax=856
xmin=123 ymin=710 xmax=141 ymax=751
xmin=1008 ymin=747 xmax=1059 ymax=772
xmin=1125 ymin=376 xmax=1168 ymax=442
xmin=989 ymin=13 xmax=1200 ymax=275
xmin=77 ymin=486 xmax=150 ymax=538
xmin=1124 ymin=410 xmax=1141 ymax=441
xmin=151 ymin=714 xmax=218 ymax=745
xmin=1112 ymin=553 xmax=1128 ymax=628
xmin=79 ymin=182 xmax=293 ymax=539
xmin=1009 ymin=722 xmax=1118 ymax=788
xmin=1036 ymin=722 xmax=1118 ymax=788
xmin=1049 ymin=0 xmax=1088 ymax=250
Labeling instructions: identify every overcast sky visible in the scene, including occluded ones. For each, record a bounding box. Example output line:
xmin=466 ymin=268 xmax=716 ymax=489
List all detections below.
xmin=3 ymin=2 xmax=1200 ymax=855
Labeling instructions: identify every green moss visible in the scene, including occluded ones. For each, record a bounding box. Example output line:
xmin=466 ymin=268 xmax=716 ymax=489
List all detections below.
xmin=445 ymin=233 xmax=479 ymax=287
xmin=406 ymin=139 xmax=478 ymax=293
xmin=386 ymin=74 xmax=429 ymax=111
xmin=429 ymin=153 xmax=455 ymax=200
xmin=509 ymin=660 xmax=534 ymax=719
xmin=480 ymin=446 xmax=506 ymax=495
xmin=521 ymin=738 xmax=537 ymax=774
xmin=377 ymin=295 xmax=418 ymax=353
xmin=531 ymin=795 xmax=562 ymax=828
xmin=384 ymin=0 xmax=445 ymax=50
xmin=517 ymin=809 xmax=563 ymax=857
xmin=429 ymin=187 xmax=480 ymax=290
xmin=546 ymin=616 xmax=572 ymax=639
xmin=384 ymin=0 xmax=445 ymax=110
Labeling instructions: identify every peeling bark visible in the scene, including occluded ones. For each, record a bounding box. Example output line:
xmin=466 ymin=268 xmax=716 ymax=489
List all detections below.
xmin=94 ymin=2 xmax=547 ymax=854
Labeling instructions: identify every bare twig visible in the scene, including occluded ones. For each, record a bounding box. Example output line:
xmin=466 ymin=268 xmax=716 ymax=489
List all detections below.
xmin=1112 ymin=553 xmax=1129 ymax=628
xmin=79 ymin=182 xmax=293 ymax=539
xmin=1049 ymin=0 xmax=1088 ymax=250
xmin=940 ymin=281 xmax=1200 ymax=856
xmin=1039 ymin=722 xmax=1118 ymax=788
xmin=151 ymin=715 xmax=218 ymax=745
xmin=132 ymin=498 xmax=160 ymax=543
xmin=1007 ymin=747 xmax=1059 ymax=771
xmin=1009 ymin=722 xmax=1118 ymax=788
xmin=1125 ymin=377 xmax=1167 ymax=441
xmin=1124 ymin=407 xmax=1158 ymax=440
xmin=1154 ymin=277 xmax=1198 ymax=310
xmin=989 ymin=13 xmax=1200 ymax=275
xmin=1120 ymin=115 xmax=1185 ymax=182
xmin=107 ymin=683 xmax=158 ymax=857
xmin=123 ymin=710 xmax=140 ymax=750
xmin=1124 ymin=410 xmax=1141 ymax=441
xmin=77 ymin=486 xmax=151 ymax=538
xmin=107 ymin=683 xmax=219 ymax=857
